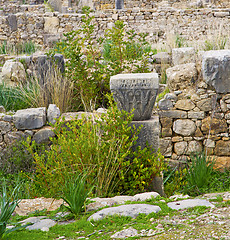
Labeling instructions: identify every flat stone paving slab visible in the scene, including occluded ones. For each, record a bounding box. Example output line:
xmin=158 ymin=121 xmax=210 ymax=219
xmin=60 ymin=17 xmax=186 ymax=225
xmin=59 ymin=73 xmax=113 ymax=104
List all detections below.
xmin=88 ymin=204 xmax=161 ymax=221
xmin=167 ymin=199 xmax=214 ymax=210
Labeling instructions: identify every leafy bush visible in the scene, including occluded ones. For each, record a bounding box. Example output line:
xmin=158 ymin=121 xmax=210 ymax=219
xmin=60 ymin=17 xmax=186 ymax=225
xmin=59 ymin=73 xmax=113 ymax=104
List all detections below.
xmin=25 ymin=99 xmax=166 ymax=197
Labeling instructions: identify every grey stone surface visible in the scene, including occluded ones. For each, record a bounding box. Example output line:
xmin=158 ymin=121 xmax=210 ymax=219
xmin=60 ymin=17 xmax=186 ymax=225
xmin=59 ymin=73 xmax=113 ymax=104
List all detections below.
xmin=0 ymin=106 xmax=5 ymax=113
xmin=173 ymin=119 xmax=196 ymax=136
xmin=0 ymin=121 xmax=12 ymax=134
xmin=151 ymin=52 xmax=171 ymax=64
xmin=187 ymin=140 xmax=202 ymax=154
xmin=159 ymin=138 xmax=172 ymax=157
xmin=188 ymin=111 xmax=205 ymax=119
xmin=133 ymin=192 xmax=159 ymax=201
xmin=202 ymin=50 xmax=230 ymax=93
xmin=7 ymin=14 xmax=17 ymax=31
xmin=110 ymin=73 xmax=159 ymax=121
xmin=164 ymin=93 xmax=177 ymax=102
xmin=26 ymin=219 xmax=56 ymax=231
xmin=3 ymin=115 xmax=13 ymax=122
xmin=197 ymin=98 xmax=213 ymax=111
xmin=13 ymin=107 xmax=46 ymax=130
xmin=32 ymin=127 xmax=55 ymax=144
xmin=167 ymin=199 xmax=214 ymax=210
xmin=166 ymin=63 xmax=197 ymax=91
xmin=111 ymin=227 xmax=138 ymax=239
xmin=130 ymin=116 xmax=159 ymax=150
xmin=172 ymin=47 xmax=196 ymax=66
xmin=158 ymin=99 xmax=173 ymax=110
xmin=174 ymin=141 xmax=187 ymax=155
xmin=47 ymin=104 xmax=60 ymax=124
xmin=88 ymin=204 xmax=161 ymax=221
xmin=175 ymin=99 xmax=195 ymax=111
xmin=4 ymin=131 xmax=25 ymax=145
xmin=159 ymin=110 xmax=187 ymax=119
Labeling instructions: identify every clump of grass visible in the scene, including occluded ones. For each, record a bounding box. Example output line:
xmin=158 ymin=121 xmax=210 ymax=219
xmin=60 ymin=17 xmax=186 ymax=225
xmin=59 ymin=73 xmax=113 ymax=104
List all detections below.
xmin=0 ymin=41 xmax=37 ymax=55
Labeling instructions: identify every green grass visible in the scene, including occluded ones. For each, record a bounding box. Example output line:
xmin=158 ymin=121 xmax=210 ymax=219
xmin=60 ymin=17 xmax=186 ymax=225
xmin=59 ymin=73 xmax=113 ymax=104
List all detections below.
xmin=0 ymin=41 xmax=37 ymax=55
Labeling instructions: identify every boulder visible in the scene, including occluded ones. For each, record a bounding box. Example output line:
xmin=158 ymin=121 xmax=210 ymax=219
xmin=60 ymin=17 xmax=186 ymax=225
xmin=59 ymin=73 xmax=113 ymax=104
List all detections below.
xmin=202 ymin=50 xmax=230 ymax=93
xmin=32 ymin=127 xmax=55 ymax=144
xmin=175 ymin=99 xmax=195 ymax=111
xmin=187 ymin=140 xmax=202 ymax=154
xmin=172 ymin=47 xmax=196 ymax=66
xmin=166 ymin=63 xmax=197 ymax=91
xmin=13 ymin=107 xmax=46 ymax=130
xmin=201 ymin=117 xmax=228 ymax=135
xmin=167 ymin=199 xmax=214 ymax=210
xmin=173 ymin=119 xmax=196 ymax=136
xmin=174 ymin=141 xmax=187 ymax=155
xmin=2 ymin=60 xmax=26 ymax=85
xmin=47 ymin=104 xmax=60 ymax=125
xmin=158 ymin=99 xmax=173 ymax=110
xmin=88 ymin=204 xmax=161 ymax=221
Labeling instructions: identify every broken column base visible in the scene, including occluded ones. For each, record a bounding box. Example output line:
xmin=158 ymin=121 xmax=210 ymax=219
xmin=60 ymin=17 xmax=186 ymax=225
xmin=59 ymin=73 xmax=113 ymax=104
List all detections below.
xmin=130 ymin=115 xmax=165 ymax=196
xmin=130 ymin=115 xmax=159 ymax=151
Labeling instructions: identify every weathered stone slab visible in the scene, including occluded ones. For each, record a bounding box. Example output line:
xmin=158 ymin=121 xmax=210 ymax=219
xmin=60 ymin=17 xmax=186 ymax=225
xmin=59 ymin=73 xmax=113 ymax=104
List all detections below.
xmin=158 ymin=99 xmax=173 ymax=110
xmin=173 ymin=119 xmax=196 ymax=136
xmin=202 ymin=50 xmax=230 ymax=93
xmin=7 ymin=14 xmax=17 ymax=31
xmin=111 ymin=227 xmax=138 ymax=239
xmin=13 ymin=107 xmax=46 ymax=130
xmin=188 ymin=111 xmax=205 ymax=119
xmin=197 ymin=98 xmax=213 ymax=112
xmin=0 ymin=121 xmax=12 ymax=134
xmin=151 ymin=52 xmax=171 ymax=64
xmin=88 ymin=204 xmax=161 ymax=221
xmin=187 ymin=140 xmax=202 ymax=154
xmin=26 ymin=219 xmax=56 ymax=231
xmin=172 ymin=47 xmax=196 ymax=66
xmin=158 ymin=110 xmax=187 ymax=119
xmin=47 ymin=104 xmax=60 ymax=125
xmin=174 ymin=141 xmax=187 ymax=155
xmin=110 ymin=73 xmax=159 ymax=121
xmin=166 ymin=63 xmax=197 ymax=91
xmin=167 ymin=199 xmax=214 ymax=210
xmin=131 ymin=116 xmax=159 ymax=150
xmin=4 ymin=131 xmax=25 ymax=145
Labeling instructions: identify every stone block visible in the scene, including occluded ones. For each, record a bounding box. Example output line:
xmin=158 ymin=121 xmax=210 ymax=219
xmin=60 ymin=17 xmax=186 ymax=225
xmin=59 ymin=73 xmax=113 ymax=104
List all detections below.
xmin=175 ymin=99 xmax=195 ymax=111
xmin=158 ymin=110 xmax=187 ymax=119
xmin=160 ymin=117 xmax=172 ymax=128
xmin=32 ymin=127 xmax=55 ymax=144
xmin=0 ymin=121 xmax=12 ymax=134
xmin=172 ymin=47 xmax=196 ymax=66
xmin=159 ymin=138 xmax=172 ymax=157
xmin=174 ymin=141 xmax=187 ymax=155
xmin=188 ymin=111 xmax=205 ymax=119
xmin=161 ymin=127 xmax=172 ymax=137
xmin=201 ymin=117 xmax=228 ymax=135
xmin=214 ymin=140 xmax=230 ymax=156
xmin=187 ymin=140 xmax=202 ymax=154
xmin=197 ymin=98 xmax=213 ymax=112
xmin=202 ymin=50 xmax=230 ymax=93
xmin=44 ymin=17 xmax=59 ymax=34
xmin=47 ymin=104 xmax=60 ymax=125
xmin=131 ymin=116 xmax=159 ymax=150
xmin=173 ymin=119 xmax=196 ymax=136
xmin=13 ymin=107 xmax=46 ymax=130
xmin=158 ymin=99 xmax=173 ymax=110
xmin=7 ymin=14 xmax=17 ymax=31
xmin=151 ymin=52 xmax=171 ymax=64
xmin=110 ymin=73 xmax=159 ymax=121
xmin=166 ymin=63 xmax=197 ymax=91
xmin=214 ymin=156 xmax=230 ymax=169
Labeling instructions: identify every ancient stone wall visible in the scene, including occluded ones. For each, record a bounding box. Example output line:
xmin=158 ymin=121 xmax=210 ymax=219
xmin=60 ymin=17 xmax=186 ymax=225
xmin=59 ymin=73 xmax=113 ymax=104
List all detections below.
xmin=158 ymin=49 xmax=230 ymax=170
xmin=0 ymin=7 xmax=229 ymax=47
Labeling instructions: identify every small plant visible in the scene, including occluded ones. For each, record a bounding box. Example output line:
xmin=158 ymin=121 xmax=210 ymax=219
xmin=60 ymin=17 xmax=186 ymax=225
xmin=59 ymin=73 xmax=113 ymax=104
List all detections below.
xmin=0 ymin=183 xmax=23 ymax=239
xmin=186 ymin=152 xmax=215 ymax=194
xmin=62 ymin=174 xmax=93 ymax=217
xmin=203 ymin=36 xmax=227 ymax=51
xmin=0 ymin=41 xmax=37 ymax=55
xmin=175 ymin=34 xmax=186 ymax=48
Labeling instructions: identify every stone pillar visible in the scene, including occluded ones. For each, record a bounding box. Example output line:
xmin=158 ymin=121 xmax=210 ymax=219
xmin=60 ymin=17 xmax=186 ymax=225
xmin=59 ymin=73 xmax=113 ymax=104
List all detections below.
xmin=110 ymin=73 xmax=165 ymax=196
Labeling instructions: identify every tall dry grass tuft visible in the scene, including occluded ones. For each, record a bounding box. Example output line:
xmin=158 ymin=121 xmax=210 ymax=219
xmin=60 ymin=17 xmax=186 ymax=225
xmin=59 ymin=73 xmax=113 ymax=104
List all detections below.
xmin=19 ymin=66 xmax=74 ymax=113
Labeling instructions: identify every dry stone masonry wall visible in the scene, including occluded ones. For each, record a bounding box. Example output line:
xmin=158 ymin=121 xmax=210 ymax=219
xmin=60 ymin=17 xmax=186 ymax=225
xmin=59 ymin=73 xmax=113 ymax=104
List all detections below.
xmin=159 ymin=49 xmax=230 ymax=170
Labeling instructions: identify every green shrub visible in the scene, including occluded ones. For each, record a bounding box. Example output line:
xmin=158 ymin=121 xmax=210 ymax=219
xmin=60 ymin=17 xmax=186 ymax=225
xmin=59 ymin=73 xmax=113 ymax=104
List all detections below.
xmin=54 ymin=7 xmax=153 ymax=111
xmin=24 ymin=99 xmax=166 ymax=198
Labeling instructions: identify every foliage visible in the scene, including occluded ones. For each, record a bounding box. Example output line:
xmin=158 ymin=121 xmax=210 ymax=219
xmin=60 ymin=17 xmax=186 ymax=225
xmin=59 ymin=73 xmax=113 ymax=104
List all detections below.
xmin=163 ymin=167 xmax=188 ymax=197
xmin=116 ymin=147 xmax=166 ymax=195
xmin=0 ymin=83 xmax=29 ymax=111
xmin=0 ymin=41 xmax=37 ymax=55
xmin=156 ymin=87 xmax=170 ymax=103
xmin=203 ymin=36 xmax=227 ymax=51
xmin=175 ymin=34 xmax=186 ymax=48
xmin=18 ymin=65 xmax=74 ymax=113
xmin=0 ymin=183 xmax=24 ymax=239
xmin=62 ymin=174 xmax=93 ymax=217
xmin=24 ymin=98 xmax=165 ymax=197
xmin=186 ymin=152 xmax=215 ymax=195
xmin=55 ymin=7 xmax=153 ymax=111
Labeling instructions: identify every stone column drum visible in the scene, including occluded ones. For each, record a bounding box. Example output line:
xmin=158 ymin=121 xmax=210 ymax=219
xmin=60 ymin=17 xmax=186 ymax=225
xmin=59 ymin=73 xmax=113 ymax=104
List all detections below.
xmin=110 ymin=73 xmax=159 ymax=150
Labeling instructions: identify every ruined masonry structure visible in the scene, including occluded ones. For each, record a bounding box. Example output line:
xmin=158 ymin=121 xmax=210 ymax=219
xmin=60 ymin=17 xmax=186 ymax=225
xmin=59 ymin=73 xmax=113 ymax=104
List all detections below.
xmin=110 ymin=73 xmax=159 ymax=150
